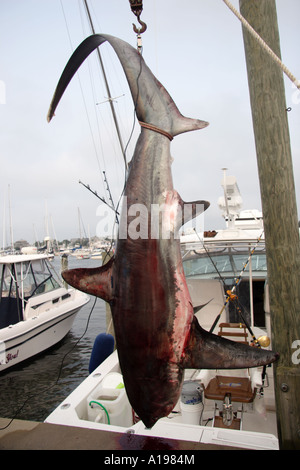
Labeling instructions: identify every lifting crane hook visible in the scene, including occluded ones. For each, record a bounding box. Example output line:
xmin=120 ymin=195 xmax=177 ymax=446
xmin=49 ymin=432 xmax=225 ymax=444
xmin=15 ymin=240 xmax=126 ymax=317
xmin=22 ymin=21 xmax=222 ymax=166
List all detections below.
xmin=132 ymin=16 xmax=147 ymax=34
xmin=129 ymin=1 xmax=147 ymax=34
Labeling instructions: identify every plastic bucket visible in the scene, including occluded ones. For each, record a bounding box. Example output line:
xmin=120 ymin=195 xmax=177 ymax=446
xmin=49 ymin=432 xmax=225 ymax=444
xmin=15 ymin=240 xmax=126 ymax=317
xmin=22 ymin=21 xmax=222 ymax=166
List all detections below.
xmin=180 ymin=401 xmax=203 ymax=425
xmin=180 ymin=380 xmax=203 ymax=425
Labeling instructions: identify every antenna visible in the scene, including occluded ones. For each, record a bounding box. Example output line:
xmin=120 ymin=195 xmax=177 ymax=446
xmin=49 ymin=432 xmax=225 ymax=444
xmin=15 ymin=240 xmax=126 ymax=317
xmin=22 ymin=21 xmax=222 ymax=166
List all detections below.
xmin=8 ymin=184 xmax=14 ymax=252
xmin=221 ymin=168 xmax=230 ymax=219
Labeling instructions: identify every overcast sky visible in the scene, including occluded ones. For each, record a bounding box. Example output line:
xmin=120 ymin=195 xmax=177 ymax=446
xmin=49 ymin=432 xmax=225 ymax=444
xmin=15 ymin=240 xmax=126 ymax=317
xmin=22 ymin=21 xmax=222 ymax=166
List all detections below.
xmin=1 ymin=0 xmax=300 ymax=245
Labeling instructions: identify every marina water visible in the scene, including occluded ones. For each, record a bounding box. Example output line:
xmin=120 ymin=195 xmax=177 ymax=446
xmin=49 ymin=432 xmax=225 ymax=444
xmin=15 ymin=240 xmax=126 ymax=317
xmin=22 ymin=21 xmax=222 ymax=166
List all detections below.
xmin=0 ymin=256 xmax=106 ymax=422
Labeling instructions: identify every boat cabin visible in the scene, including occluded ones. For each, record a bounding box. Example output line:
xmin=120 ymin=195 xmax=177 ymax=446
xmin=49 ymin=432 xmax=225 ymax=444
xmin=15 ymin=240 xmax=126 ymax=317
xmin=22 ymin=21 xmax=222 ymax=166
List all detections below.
xmin=0 ymin=254 xmax=63 ymax=329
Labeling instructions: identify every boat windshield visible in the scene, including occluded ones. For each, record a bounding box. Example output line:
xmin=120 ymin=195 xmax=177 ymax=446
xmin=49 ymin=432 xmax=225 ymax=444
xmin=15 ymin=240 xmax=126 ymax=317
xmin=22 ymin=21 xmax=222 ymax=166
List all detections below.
xmin=183 ymin=252 xmax=267 ymax=279
xmin=1 ymin=258 xmax=61 ymax=299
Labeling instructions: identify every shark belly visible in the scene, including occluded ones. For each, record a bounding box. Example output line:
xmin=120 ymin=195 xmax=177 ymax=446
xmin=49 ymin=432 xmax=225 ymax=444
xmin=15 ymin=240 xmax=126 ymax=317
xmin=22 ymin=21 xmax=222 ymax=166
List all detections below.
xmin=112 ymin=238 xmax=192 ymax=428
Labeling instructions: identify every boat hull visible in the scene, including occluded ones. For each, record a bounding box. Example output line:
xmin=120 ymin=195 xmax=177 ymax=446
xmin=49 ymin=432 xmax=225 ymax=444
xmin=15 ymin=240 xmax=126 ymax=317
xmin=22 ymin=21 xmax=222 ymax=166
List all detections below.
xmin=0 ymin=299 xmax=89 ymax=372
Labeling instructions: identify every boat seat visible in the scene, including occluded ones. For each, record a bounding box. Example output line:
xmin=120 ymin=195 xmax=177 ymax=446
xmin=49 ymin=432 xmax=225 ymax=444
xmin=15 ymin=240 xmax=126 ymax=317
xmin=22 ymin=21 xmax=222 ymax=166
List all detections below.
xmin=204 ymin=374 xmax=256 ymax=430
xmin=204 ymin=323 xmax=254 ymax=405
xmin=204 ymin=375 xmax=256 ymax=403
xmin=203 ymin=322 xmax=255 ymax=429
xmin=218 ymin=322 xmax=249 ymax=344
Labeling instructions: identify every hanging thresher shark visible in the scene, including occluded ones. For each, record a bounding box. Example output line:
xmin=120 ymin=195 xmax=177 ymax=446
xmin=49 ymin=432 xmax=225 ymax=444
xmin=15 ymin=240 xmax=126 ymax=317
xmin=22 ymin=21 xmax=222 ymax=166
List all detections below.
xmin=47 ymin=34 xmax=278 ymax=429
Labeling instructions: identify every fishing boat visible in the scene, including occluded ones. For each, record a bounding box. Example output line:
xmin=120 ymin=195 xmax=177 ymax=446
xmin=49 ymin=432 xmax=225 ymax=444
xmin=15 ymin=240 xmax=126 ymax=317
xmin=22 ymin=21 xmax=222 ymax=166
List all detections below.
xmin=45 ymin=174 xmax=279 ymax=450
xmin=0 ymin=253 xmax=89 ymax=372
xmin=74 ymin=249 xmax=91 ymax=260
xmin=90 ymin=250 xmax=103 ymax=260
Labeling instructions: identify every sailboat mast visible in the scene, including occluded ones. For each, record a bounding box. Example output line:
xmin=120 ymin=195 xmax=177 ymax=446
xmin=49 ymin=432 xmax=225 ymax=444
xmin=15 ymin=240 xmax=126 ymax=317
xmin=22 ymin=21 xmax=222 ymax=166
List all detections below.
xmin=82 ymin=0 xmax=128 ymax=171
xmin=8 ymin=184 xmax=14 ymax=252
xmin=78 ymin=207 xmax=82 ymax=242
xmin=2 ymin=191 xmax=6 ymax=252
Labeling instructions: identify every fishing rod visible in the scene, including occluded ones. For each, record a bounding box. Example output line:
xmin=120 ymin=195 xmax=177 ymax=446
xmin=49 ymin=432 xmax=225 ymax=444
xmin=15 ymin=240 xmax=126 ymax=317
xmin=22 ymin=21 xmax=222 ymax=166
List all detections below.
xmin=209 ymin=230 xmax=264 ymax=333
xmin=192 ymin=228 xmax=226 ymax=289
xmin=225 ymin=290 xmax=261 ymax=347
xmin=191 ymin=227 xmax=257 ymax=340
xmin=190 ymin=229 xmax=264 ymax=344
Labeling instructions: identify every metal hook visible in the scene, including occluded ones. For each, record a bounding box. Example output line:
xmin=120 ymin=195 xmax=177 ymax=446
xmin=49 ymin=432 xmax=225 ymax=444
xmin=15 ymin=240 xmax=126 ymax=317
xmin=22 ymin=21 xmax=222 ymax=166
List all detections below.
xmin=132 ymin=16 xmax=147 ymax=34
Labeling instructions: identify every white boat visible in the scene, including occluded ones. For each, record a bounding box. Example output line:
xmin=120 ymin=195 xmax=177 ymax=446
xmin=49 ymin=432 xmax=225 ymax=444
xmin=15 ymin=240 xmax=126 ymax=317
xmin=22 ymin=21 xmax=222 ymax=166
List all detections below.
xmin=0 ymin=253 xmax=90 ymax=372
xmin=90 ymin=250 xmax=103 ymax=260
xmin=45 ymin=174 xmax=279 ymax=450
xmin=72 ymin=249 xmax=91 ymax=259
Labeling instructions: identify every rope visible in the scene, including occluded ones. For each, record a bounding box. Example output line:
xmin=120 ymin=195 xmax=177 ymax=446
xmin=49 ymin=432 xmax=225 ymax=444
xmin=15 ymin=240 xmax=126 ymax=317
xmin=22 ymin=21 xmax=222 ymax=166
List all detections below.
xmin=223 ymin=0 xmax=300 ymax=90
xmin=139 ymin=120 xmax=173 ymax=141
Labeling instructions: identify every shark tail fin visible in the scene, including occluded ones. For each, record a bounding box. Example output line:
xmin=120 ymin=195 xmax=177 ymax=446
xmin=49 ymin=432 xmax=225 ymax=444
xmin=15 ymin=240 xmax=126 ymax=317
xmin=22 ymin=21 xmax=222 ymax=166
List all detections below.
xmin=47 ymin=33 xmax=209 ymax=138
xmin=47 ymin=35 xmax=107 ymax=122
xmin=182 ymin=316 xmax=279 ymax=369
xmin=62 ymin=256 xmax=114 ymax=303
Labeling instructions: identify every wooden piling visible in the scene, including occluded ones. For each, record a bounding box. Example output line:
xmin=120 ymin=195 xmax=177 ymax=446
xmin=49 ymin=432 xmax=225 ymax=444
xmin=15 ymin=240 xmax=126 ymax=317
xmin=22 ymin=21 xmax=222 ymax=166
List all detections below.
xmin=102 ymin=250 xmax=116 ymax=346
xmin=61 ymin=254 xmax=69 ymax=290
xmin=239 ymin=0 xmax=300 ymax=449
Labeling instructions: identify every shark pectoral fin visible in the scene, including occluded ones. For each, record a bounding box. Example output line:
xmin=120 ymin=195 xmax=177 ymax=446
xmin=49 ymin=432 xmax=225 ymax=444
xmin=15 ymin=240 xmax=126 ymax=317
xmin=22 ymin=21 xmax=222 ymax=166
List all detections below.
xmin=182 ymin=316 xmax=279 ymax=370
xmin=62 ymin=256 xmax=114 ymax=303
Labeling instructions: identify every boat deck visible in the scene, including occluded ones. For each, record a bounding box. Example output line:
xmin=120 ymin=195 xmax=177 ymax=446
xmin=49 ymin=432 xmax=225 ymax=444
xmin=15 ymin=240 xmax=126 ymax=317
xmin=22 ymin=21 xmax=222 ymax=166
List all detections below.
xmin=0 ymin=418 xmax=242 ymax=451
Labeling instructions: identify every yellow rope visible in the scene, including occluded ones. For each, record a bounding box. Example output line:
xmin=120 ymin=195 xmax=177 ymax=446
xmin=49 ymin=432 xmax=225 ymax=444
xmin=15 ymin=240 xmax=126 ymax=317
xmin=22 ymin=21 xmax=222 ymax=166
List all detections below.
xmin=223 ymin=0 xmax=300 ymax=90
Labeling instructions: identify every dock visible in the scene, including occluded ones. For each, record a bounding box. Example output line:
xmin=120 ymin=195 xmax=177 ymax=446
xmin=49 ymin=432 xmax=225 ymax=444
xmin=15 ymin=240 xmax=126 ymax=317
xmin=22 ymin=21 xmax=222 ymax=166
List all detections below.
xmin=0 ymin=418 xmax=242 ymax=451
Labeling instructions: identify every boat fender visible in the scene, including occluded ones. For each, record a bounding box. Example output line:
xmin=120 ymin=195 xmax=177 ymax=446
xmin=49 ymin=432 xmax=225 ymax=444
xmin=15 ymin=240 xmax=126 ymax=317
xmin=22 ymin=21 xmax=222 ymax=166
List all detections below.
xmin=89 ymin=333 xmax=114 ymax=374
